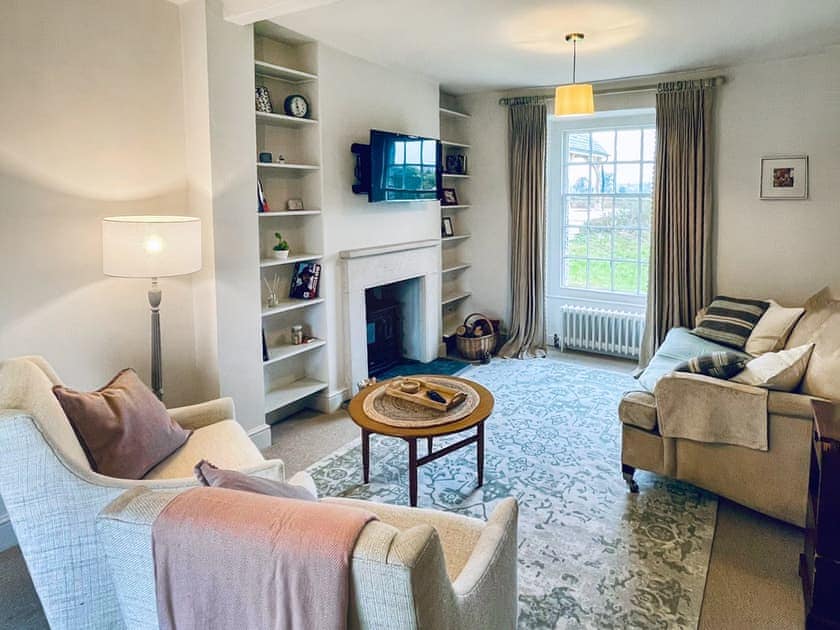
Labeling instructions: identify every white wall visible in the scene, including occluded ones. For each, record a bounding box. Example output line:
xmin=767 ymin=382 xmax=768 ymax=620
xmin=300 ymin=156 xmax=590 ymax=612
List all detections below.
xmin=715 ymin=47 xmax=840 ymax=304
xmin=317 ymin=45 xmax=440 ymax=396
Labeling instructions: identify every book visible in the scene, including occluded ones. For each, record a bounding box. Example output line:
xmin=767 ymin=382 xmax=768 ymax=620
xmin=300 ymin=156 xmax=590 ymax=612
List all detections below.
xmin=289 ymin=262 xmax=321 ymax=300
xmin=257 ymin=179 xmax=270 ymax=213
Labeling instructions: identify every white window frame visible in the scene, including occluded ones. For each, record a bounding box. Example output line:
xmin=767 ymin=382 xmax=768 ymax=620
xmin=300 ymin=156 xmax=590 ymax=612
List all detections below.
xmin=546 ymin=108 xmax=655 ymax=311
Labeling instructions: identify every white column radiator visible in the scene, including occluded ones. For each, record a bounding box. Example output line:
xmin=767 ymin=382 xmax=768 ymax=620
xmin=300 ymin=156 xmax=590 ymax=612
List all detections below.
xmin=554 ymin=305 xmax=645 ymax=360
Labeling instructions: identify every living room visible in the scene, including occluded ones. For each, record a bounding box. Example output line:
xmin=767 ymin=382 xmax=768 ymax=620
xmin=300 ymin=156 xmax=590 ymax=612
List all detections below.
xmin=1 ymin=1 xmax=839 ymax=628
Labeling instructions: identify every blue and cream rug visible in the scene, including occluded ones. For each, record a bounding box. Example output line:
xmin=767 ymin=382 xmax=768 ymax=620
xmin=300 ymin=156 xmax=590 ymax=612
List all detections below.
xmin=307 ymin=358 xmax=717 ymax=629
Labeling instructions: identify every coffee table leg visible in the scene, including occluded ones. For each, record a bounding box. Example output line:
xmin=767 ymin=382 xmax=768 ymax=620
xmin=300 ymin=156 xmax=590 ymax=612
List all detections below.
xmin=362 ymin=428 xmax=370 ymax=484
xmin=477 ymin=422 xmax=485 ymax=487
xmin=408 ymin=438 xmax=418 ymax=507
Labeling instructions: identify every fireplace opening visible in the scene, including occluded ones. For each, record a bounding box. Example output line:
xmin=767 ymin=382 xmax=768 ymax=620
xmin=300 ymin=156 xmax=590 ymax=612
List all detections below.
xmin=365 ymin=277 xmax=421 ymax=377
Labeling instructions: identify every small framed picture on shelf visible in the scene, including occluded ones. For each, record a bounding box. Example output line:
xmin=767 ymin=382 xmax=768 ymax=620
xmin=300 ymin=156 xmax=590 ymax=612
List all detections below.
xmin=289 ymin=262 xmax=321 ymax=300
xmin=286 ymin=198 xmax=304 ymax=211
xmin=445 ymin=154 xmax=467 ymax=174
xmin=442 ymin=217 xmax=454 ymax=238
xmin=440 ymin=187 xmax=459 ymax=206
xmin=760 ymin=155 xmax=808 ymax=200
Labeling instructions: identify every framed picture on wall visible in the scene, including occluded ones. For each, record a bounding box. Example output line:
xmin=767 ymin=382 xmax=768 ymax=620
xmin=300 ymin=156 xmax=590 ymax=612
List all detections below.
xmin=760 ymin=155 xmax=808 ymax=200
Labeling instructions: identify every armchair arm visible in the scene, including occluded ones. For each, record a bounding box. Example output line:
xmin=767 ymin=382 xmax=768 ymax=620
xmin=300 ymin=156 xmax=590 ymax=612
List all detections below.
xmin=167 ymin=397 xmax=235 ymax=431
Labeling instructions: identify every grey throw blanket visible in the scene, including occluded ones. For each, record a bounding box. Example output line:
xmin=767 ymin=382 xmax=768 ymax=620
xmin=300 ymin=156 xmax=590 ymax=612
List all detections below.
xmin=152 ymin=486 xmax=376 ymax=630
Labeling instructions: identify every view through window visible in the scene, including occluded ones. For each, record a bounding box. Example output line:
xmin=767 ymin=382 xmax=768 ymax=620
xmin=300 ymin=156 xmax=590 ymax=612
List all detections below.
xmin=548 ymin=113 xmax=655 ymax=299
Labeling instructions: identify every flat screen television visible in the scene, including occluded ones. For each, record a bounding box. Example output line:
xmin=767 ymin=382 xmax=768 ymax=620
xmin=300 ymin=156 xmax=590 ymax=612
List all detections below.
xmin=368 ymin=130 xmax=439 ymax=202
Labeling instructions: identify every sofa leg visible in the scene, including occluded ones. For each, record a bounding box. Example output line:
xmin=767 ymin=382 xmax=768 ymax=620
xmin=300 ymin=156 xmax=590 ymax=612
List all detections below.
xmin=622 ymin=464 xmax=639 ymax=493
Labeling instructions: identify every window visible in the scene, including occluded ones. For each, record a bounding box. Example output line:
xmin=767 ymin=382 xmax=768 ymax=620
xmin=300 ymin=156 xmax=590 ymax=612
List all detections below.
xmin=547 ymin=111 xmax=655 ymax=300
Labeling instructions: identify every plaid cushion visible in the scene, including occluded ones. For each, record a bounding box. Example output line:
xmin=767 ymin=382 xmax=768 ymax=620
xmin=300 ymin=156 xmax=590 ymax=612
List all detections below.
xmin=675 ymin=352 xmax=749 ymax=379
xmin=692 ymin=296 xmax=770 ymax=349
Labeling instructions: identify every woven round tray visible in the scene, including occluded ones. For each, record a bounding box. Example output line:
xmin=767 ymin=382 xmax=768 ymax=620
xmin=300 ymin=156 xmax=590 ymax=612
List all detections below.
xmin=362 ymin=377 xmax=480 ymax=428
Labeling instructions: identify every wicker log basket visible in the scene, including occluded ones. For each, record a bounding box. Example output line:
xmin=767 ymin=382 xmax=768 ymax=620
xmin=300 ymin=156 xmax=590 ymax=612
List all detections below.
xmin=455 ymin=313 xmax=498 ymax=360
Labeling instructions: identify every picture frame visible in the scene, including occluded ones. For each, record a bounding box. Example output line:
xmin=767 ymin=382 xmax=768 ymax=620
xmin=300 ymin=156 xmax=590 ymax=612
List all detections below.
xmin=442 ymin=217 xmax=454 ymax=238
xmin=760 ymin=155 xmax=808 ymax=200
xmin=445 ymin=153 xmax=467 ymax=174
xmin=440 ymin=187 xmax=459 ymax=206
xmin=286 ymin=198 xmax=304 ymax=211
xmin=289 ymin=262 xmax=321 ymax=300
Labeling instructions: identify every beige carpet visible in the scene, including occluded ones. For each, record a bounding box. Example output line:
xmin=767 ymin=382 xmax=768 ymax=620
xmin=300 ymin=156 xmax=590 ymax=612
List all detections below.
xmin=0 ymin=352 xmax=805 ymax=629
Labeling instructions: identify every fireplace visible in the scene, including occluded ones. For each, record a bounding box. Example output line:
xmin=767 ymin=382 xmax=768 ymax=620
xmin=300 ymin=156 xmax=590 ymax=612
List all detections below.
xmin=366 ymin=291 xmax=401 ymax=375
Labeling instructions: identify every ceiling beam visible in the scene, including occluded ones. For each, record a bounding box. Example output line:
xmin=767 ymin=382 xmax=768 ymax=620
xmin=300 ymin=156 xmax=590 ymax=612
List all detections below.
xmin=222 ymin=0 xmax=342 ymax=25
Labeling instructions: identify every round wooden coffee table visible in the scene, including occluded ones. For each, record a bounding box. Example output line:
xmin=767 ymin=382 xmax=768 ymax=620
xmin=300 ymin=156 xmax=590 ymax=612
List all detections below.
xmin=348 ymin=376 xmax=494 ymax=506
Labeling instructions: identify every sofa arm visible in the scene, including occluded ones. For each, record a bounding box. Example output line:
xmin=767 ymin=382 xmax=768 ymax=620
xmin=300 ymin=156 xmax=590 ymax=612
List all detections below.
xmin=767 ymin=391 xmax=825 ymax=419
xmin=167 ymin=397 xmax=235 ymax=431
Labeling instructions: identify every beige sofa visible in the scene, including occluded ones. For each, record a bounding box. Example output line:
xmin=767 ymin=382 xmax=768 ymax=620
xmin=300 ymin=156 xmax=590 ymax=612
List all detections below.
xmin=620 ymin=293 xmax=839 ymax=527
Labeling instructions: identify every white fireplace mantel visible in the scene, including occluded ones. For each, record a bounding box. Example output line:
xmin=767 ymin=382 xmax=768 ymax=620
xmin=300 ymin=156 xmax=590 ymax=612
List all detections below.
xmin=340 ymin=239 xmax=441 ymax=394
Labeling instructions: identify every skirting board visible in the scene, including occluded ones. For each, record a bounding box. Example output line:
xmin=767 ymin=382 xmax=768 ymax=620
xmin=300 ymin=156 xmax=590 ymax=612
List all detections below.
xmin=315 ymin=387 xmax=349 ymax=413
xmin=0 ymin=514 xmax=16 ymax=552
xmin=247 ymin=423 xmax=272 ymax=450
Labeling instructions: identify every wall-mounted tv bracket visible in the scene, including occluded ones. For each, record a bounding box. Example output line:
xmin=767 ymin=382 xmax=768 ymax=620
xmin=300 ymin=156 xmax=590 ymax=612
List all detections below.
xmin=351 ymin=143 xmax=370 ymax=195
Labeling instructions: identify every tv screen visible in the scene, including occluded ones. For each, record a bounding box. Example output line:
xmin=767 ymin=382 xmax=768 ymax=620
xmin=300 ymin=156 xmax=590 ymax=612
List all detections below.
xmin=369 ymin=130 xmax=439 ymax=202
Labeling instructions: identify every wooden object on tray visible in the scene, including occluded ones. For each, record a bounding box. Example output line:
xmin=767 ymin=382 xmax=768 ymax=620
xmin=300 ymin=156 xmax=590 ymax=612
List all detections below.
xmin=801 ymin=400 xmax=840 ymax=629
xmin=385 ymin=378 xmax=467 ymax=411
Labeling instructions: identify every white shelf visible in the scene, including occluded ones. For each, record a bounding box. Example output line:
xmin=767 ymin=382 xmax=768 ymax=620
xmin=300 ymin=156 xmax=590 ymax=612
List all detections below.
xmin=256 ymin=111 xmax=318 ymax=127
xmin=442 ymin=234 xmax=471 ymax=243
xmin=442 ymin=173 xmax=470 ymax=179
xmin=260 ymin=253 xmax=322 ymax=268
xmin=262 ymin=298 xmax=325 ymax=317
xmin=440 ymin=139 xmax=470 ymax=149
xmin=441 ymin=204 xmax=470 ymax=211
xmin=442 ymin=291 xmax=472 ymax=306
xmin=264 ymin=378 xmax=328 ymax=414
xmin=439 ymin=107 xmax=471 ymax=119
xmin=254 ymin=60 xmax=318 ymax=83
xmin=264 ymin=339 xmax=326 ymax=367
xmin=258 ymin=210 xmax=322 ymax=217
xmin=257 ymin=162 xmax=320 ymax=171
xmin=442 ymin=263 xmax=471 ymax=274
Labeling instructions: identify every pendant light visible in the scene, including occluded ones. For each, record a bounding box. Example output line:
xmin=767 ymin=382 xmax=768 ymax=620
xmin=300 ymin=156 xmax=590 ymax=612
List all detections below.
xmin=555 ymin=33 xmax=594 ymax=116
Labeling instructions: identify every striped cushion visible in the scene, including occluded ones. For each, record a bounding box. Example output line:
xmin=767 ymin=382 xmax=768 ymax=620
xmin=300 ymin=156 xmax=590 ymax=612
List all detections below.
xmin=675 ymin=352 xmax=749 ymax=379
xmin=692 ymin=296 xmax=770 ymax=349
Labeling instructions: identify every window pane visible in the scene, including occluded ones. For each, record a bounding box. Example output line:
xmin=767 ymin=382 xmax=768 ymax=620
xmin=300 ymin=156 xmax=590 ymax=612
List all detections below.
xmin=588 ymin=197 xmax=613 ymax=227
xmin=594 ymin=163 xmax=614 ymax=193
xmin=614 ymin=262 xmax=638 ymax=293
xmin=616 ymin=129 xmax=641 ymax=161
xmin=591 ymin=130 xmax=615 ymax=162
xmin=614 ymin=229 xmax=639 ymax=261
xmin=643 ymin=129 xmax=656 ymax=161
xmin=565 ymin=259 xmax=587 ymax=288
xmin=588 ymin=228 xmax=612 ymax=258
xmin=567 ymin=164 xmax=591 ymax=193
xmin=422 ymin=140 xmax=436 ymax=163
xmin=614 ymin=198 xmax=639 ymax=228
xmin=588 ymin=260 xmax=612 ymax=290
xmin=616 ymin=163 xmax=640 ymax=193
xmin=640 ymin=230 xmax=651 ymax=261
xmin=640 ymin=197 xmax=652 ymax=228
xmin=642 ymin=163 xmax=654 ymax=193
xmin=566 ymin=196 xmax=588 ymax=225
xmin=405 ymin=140 xmax=421 ymax=164
xmin=568 ymin=132 xmax=590 ymax=162
xmin=564 ymin=226 xmax=587 ymax=257
xmin=640 ymin=263 xmax=650 ymax=293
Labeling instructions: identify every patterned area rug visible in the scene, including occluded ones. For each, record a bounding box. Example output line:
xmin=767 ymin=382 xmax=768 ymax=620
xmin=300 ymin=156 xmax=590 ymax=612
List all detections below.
xmin=307 ymin=358 xmax=717 ymax=629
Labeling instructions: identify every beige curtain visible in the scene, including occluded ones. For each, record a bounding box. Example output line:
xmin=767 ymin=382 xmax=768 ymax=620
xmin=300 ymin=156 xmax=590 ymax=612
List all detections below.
xmin=639 ymin=81 xmax=715 ymax=366
xmin=499 ymin=103 xmax=547 ymax=359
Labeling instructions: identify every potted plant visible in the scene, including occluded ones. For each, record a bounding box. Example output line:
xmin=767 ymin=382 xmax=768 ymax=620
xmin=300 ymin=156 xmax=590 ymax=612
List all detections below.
xmin=272 ymin=232 xmax=290 ymax=259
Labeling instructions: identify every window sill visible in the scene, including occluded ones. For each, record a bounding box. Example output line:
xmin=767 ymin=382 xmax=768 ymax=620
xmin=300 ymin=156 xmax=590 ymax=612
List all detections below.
xmin=547 ymin=288 xmax=646 ymax=312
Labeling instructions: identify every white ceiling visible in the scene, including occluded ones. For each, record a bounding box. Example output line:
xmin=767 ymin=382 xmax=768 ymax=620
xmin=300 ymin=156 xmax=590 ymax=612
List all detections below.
xmin=271 ymin=0 xmax=840 ymax=94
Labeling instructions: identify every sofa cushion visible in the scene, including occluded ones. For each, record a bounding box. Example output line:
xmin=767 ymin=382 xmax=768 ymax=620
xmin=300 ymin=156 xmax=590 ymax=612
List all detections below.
xmin=692 ymin=296 xmax=770 ymax=349
xmin=619 ymin=390 xmax=658 ymax=431
xmin=745 ymin=300 xmax=805 ymax=356
xmin=675 ymin=352 xmax=749 ymax=379
xmin=144 ymin=419 xmax=263 ymax=480
xmin=637 ymin=327 xmax=750 ymax=392
xmin=732 ymin=344 xmax=814 ymax=391
xmin=53 ymin=368 xmax=191 ymax=479
xmin=786 ymin=287 xmax=840 ymax=348
xmin=800 ymin=310 xmax=840 ymax=401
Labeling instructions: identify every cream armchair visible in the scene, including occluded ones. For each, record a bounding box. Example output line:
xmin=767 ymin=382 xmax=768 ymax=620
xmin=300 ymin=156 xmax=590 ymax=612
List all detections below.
xmin=96 ymin=488 xmax=519 ymax=630
xmin=0 ymin=356 xmax=307 ymax=630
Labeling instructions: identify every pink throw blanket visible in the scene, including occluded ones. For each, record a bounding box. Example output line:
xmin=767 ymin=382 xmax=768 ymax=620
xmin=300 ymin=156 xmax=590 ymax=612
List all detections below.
xmin=152 ymin=486 xmax=376 ymax=630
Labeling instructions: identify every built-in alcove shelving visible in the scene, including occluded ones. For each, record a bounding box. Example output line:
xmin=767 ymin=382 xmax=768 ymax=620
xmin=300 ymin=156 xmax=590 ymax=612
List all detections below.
xmin=439 ymin=95 xmax=473 ymax=339
xmin=253 ymin=21 xmax=328 ymax=421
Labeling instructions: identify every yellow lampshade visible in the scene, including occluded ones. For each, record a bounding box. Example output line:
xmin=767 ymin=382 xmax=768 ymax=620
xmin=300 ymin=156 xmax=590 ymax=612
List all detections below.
xmin=554 ymin=83 xmax=594 ymax=116
xmin=102 ymin=216 xmax=201 ymax=278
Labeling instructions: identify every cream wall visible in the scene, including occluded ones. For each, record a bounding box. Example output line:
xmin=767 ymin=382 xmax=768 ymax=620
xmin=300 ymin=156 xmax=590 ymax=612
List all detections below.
xmin=317 ymin=45 xmax=440 ymax=396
